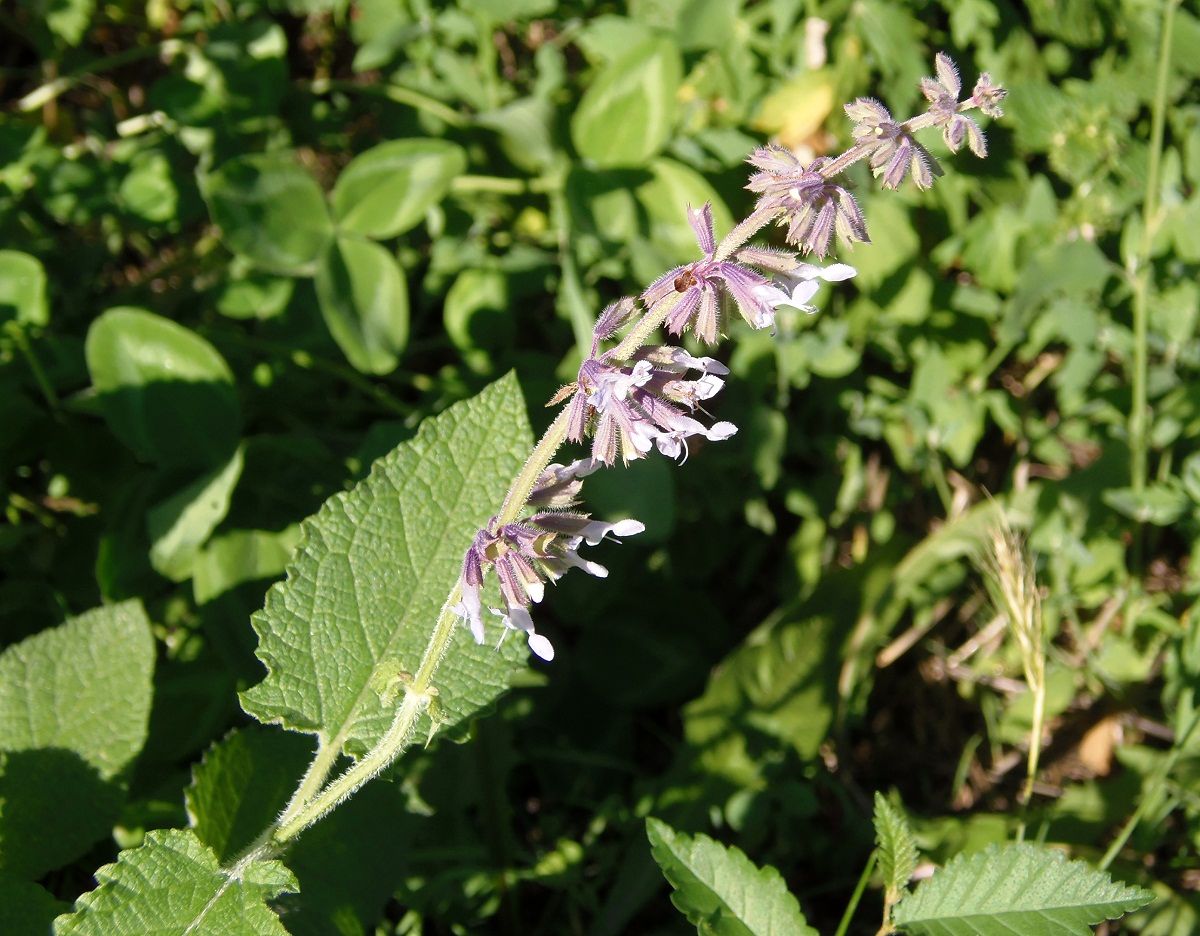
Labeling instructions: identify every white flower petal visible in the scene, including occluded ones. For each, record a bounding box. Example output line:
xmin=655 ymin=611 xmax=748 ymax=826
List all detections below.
xmin=527 ymin=632 xmax=555 ymax=661
xmin=706 ymin=421 xmax=738 ymax=441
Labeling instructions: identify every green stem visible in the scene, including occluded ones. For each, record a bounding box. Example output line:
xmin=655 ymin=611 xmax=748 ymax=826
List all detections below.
xmin=18 ymin=40 xmax=185 ymax=112
xmin=303 ymin=78 xmax=467 ymax=127
xmin=272 ymin=594 xmax=462 ymax=845
xmin=452 ymin=174 xmax=559 ymax=195
xmin=835 ymin=850 xmax=877 ymax=936
xmin=5 ymin=323 xmax=60 ymax=415
xmin=1129 ymin=0 xmax=1179 ymax=498
xmin=496 ymin=408 xmax=573 ymax=526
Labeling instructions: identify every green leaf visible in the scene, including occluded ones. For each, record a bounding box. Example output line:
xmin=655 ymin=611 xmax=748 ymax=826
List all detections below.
xmin=148 ymin=446 xmax=245 ymax=581
xmin=891 ymin=843 xmax=1155 ymax=935
xmin=240 ymin=372 xmax=533 ymax=757
xmin=40 ymin=0 xmax=95 ymax=45
xmin=314 ymin=237 xmax=409 ymax=374
xmin=646 ymin=818 xmax=817 ymax=936
xmin=54 ymin=829 xmax=297 ymax=936
xmin=0 ymin=250 xmax=48 ymax=327
xmin=0 ymin=873 xmax=65 ymax=933
xmin=0 ymin=601 xmax=154 ymax=878
xmin=204 ymin=153 xmax=334 ymax=275
xmin=874 ymin=792 xmax=918 ymax=901
xmin=118 ymin=150 xmax=178 ymax=224
xmin=571 ymin=36 xmax=682 ymax=167
xmin=187 ymin=726 xmax=314 ymax=863
xmin=331 ymin=139 xmax=466 ymax=239
xmin=193 ymin=526 xmax=303 ymax=605
xmin=633 ymin=157 xmax=734 ymax=269
xmin=86 ymin=307 xmax=241 ymax=467
xmin=1103 ymin=485 xmax=1189 ymax=526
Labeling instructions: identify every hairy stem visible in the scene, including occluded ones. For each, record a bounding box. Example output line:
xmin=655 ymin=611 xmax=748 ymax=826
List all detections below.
xmin=834 ymin=850 xmax=877 ymax=936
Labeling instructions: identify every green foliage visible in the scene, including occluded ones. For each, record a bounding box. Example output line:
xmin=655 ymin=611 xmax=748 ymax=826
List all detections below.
xmin=241 ymin=372 xmax=532 ymax=754
xmin=646 ymin=817 xmax=817 ymax=936
xmin=55 ymin=829 xmax=297 ymax=936
xmin=874 ymin=792 xmax=918 ymax=903
xmin=892 ymin=844 xmax=1155 ymax=935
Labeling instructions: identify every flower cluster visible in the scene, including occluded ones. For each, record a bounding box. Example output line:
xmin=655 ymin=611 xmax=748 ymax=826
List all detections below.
xmin=447 ymin=53 xmax=1003 ymax=661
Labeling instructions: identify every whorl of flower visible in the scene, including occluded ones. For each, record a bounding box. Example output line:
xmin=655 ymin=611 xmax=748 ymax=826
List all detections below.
xmin=919 ymin=52 xmax=988 ymax=157
xmin=745 ymin=146 xmax=869 ymax=258
xmin=642 ymin=203 xmax=776 ymax=341
xmin=553 ymin=340 xmax=736 ymax=466
xmin=969 ymin=72 xmax=1007 ymax=120
xmin=452 ymin=458 xmax=644 ymax=661
xmin=845 ymin=97 xmax=942 ymax=191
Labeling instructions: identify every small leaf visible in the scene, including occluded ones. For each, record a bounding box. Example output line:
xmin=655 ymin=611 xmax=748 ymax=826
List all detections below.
xmin=571 ymin=36 xmax=682 ymax=168
xmin=1103 ymin=485 xmax=1189 ymax=526
xmin=204 ymin=153 xmax=334 ymax=275
xmin=192 ymin=526 xmax=303 ymax=605
xmin=874 ymin=792 xmax=918 ymax=902
xmin=240 ymin=372 xmax=533 ymax=757
xmin=315 ymin=237 xmax=409 ymax=374
xmin=148 ymin=446 xmax=245 ymax=582
xmin=0 ymin=250 xmax=48 ymax=328
xmin=54 ymin=829 xmax=296 ymax=936
xmin=646 ymin=817 xmax=817 ymax=936
xmin=331 ymin=139 xmax=466 ymax=239
xmin=86 ymin=307 xmax=241 ymax=467
xmin=0 ymin=601 xmax=154 ymax=878
xmin=891 ymin=843 xmax=1155 ymax=935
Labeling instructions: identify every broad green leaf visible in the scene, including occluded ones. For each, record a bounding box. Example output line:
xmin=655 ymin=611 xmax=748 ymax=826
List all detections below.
xmin=193 ymin=526 xmax=303 ymax=605
xmin=0 ymin=873 xmax=64 ymax=933
xmin=148 ymin=446 xmax=245 ymax=581
xmin=646 ymin=818 xmax=817 ymax=936
xmin=571 ymin=36 xmax=682 ymax=167
xmin=315 ymin=237 xmax=409 ymax=374
xmin=54 ymin=829 xmax=297 ymax=936
xmin=1103 ymin=485 xmax=1189 ymax=526
xmin=331 ymin=139 xmax=466 ymax=239
xmin=444 ymin=267 xmax=515 ymax=370
xmin=119 ymin=150 xmax=177 ymax=224
xmin=187 ymin=726 xmax=314 ymax=862
xmin=0 ymin=249 xmax=48 ymax=327
xmin=86 ymin=307 xmax=241 ymax=467
xmin=892 ymin=843 xmax=1155 ymax=935
xmin=217 ymin=272 xmax=294 ymax=321
xmin=874 ymin=792 xmax=918 ymax=901
xmin=240 ymin=372 xmax=533 ymax=757
xmin=0 ymin=601 xmax=154 ymax=878
xmin=204 ymin=153 xmax=333 ymax=275
xmin=684 ymin=614 xmax=838 ymax=785
xmin=40 ymin=0 xmax=95 ymax=45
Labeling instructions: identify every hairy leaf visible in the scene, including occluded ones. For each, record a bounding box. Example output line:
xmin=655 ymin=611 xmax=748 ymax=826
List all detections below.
xmin=875 ymin=792 xmax=918 ymax=901
xmin=892 ymin=843 xmax=1155 ymax=935
xmin=646 ymin=818 xmax=817 ymax=936
xmin=54 ymin=829 xmax=296 ymax=936
xmin=331 ymin=139 xmax=466 ymax=239
xmin=0 ymin=601 xmax=154 ymax=878
xmin=240 ymin=372 xmax=532 ymax=757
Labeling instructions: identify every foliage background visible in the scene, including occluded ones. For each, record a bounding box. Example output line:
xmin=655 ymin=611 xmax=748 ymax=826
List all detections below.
xmin=2 ymin=0 xmax=1200 ymax=932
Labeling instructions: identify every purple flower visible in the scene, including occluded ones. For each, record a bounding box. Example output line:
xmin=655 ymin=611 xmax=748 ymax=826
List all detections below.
xmin=920 ymin=52 xmax=987 ymax=158
xmin=562 ymin=345 xmax=737 ymax=466
xmin=745 ymin=146 xmax=869 ymax=257
xmin=451 ymin=480 xmax=646 ymax=661
xmin=845 ymin=97 xmax=942 ymax=191
xmin=969 ymin=73 xmax=1007 ymax=119
xmin=642 ymin=203 xmax=775 ymax=342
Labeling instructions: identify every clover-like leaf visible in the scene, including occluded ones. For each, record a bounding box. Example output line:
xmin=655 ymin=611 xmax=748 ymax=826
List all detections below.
xmin=315 ymin=236 xmax=409 ymax=374
xmin=240 ymin=372 xmax=532 ymax=758
xmin=0 ymin=250 xmax=48 ymax=327
xmin=54 ymin=829 xmax=296 ymax=936
xmin=646 ymin=817 xmax=817 ymax=936
xmin=892 ymin=843 xmax=1155 ymax=935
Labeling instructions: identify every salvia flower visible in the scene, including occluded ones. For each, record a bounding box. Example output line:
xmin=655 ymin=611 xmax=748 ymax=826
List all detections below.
xmin=745 ymin=146 xmax=869 ymax=257
xmin=557 ymin=343 xmax=737 ymax=466
xmin=752 ymin=261 xmax=858 ymax=325
xmin=452 ymin=458 xmax=645 ymax=661
xmin=845 ymin=97 xmax=942 ymax=191
xmin=920 ymin=52 xmax=987 ymax=157
xmin=641 ymin=203 xmax=775 ymax=341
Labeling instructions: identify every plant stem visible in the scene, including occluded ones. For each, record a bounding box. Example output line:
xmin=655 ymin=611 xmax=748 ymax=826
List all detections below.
xmin=496 ymin=408 xmax=572 ymax=526
xmin=18 ymin=40 xmax=185 ymax=112
xmin=303 ymin=78 xmax=467 ymax=127
xmin=1129 ymin=0 xmax=1179 ymax=499
xmin=272 ymin=592 xmax=462 ymax=845
xmin=5 ymin=323 xmax=60 ymax=416
xmin=835 ymin=850 xmax=877 ymax=936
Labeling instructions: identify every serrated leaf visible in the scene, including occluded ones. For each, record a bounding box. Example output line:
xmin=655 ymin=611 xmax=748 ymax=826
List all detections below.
xmin=240 ymin=372 xmax=532 ymax=758
xmin=86 ymin=307 xmax=241 ymax=467
xmin=874 ymin=792 xmax=918 ymax=901
xmin=331 ymin=139 xmax=466 ymax=239
xmin=0 ymin=250 xmax=48 ymax=327
xmin=54 ymin=829 xmax=297 ymax=936
xmin=204 ymin=153 xmax=334 ymax=275
xmin=571 ymin=36 xmax=682 ymax=167
xmin=315 ymin=236 xmax=409 ymax=374
xmin=646 ymin=818 xmax=817 ymax=936
xmin=148 ymin=446 xmax=245 ymax=582
xmin=891 ymin=843 xmax=1155 ymax=935
xmin=0 ymin=601 xmax=154 ymax=878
